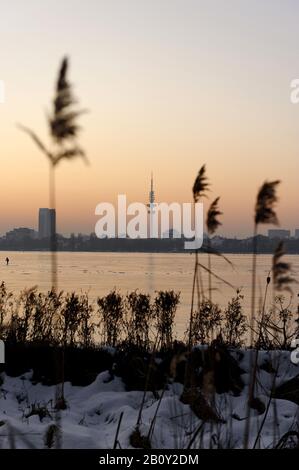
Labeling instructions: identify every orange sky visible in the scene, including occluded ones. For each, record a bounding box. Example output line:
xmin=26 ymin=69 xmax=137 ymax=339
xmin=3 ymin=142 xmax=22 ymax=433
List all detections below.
xmin=0 ymin=0 xmax=299 ymax=237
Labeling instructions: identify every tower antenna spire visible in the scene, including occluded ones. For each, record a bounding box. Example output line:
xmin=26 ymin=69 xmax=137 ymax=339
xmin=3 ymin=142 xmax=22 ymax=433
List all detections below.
xmin=149 ymin=171 xmax=155 ymax=204
xmin=148 ymin=171 xmax=156 ymax=237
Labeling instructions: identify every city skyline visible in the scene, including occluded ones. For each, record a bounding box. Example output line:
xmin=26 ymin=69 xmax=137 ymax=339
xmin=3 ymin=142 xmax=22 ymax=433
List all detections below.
xmin=2 ymin=205 xmax=299 ymax=240
xmin=0 ymin=0 xmax=299 ymax=237
xmin=0 ymin=171 xmax=299 ymax=238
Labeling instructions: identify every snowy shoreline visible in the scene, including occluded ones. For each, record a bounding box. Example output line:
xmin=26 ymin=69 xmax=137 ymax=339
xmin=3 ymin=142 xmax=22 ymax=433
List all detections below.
xmin=0 ymin=349 xmax=299 ymax=449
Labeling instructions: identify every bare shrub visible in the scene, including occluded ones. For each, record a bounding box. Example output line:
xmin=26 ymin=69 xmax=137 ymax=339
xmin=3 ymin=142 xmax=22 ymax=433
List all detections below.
xmin=125 ymin=291 xmax=153 ymax=350
xmin=97 ymin=290 xmax=125 ymax=347
xmin=191 ymin=300 xmax=222 ymax=345
xmin=154 ymin=290 xmax=180 ymax=349
xmin=222 ymin=292 xmax=247 ymax=347
xmin=77 ymin=294 xmax=94 ymax=348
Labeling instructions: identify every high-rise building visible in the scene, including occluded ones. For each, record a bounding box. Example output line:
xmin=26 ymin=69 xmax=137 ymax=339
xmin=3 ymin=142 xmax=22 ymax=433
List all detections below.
xmin=295 ymin=229 xmax=299 ymax=239
xmin=38 ymin=208 xmax=56 ymax=239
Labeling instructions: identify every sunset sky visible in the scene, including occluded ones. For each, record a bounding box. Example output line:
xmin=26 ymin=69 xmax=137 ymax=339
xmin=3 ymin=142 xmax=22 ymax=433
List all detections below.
xmin=0 ymin=0 xmax=298 ymax=237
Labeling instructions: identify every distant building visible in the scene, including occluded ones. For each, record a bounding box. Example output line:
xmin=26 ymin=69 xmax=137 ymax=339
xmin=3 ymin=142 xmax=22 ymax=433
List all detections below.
xmin=295 ymin=229 xmax=299 ymax=239
xmin=211 ymin=236 xmax=225 ymax=247
xmin=38 ymin=208 xmax=56 ymax=239
xmin=6 ymin=227 xmax=37 ymax=242
xmin=268 ymin=229 xmax=291 ymax=240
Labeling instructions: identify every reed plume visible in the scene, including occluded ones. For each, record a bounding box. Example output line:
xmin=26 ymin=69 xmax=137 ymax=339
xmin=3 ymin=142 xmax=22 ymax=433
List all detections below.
xmin=18 ymin=57 xmax=88 ymax=447
xmin=188 ymin=165 xmax=210 ymax=348
xmin=206 ymin=197 xmax=222 ymax=302
xmin=272 ymin=242 xmax=297 ymax=293
xmin=19 ymin=58 xmax=87 ymax=168
xmin=207 ymin=197 xmax=222 ymax=235
xmin=49 ymin=57 xmax=87 ymax=164
xmin=251 ymin=180 xmax=280 ymax=337
xmin=255 ymin=180 xmax=280 ymax=225
xmin=18 ymin=57 xmax=87 ymax=288
xmin=244 ymin=179 xmax=280 ymax=449
xmin=192 ymin=165 xmax=209 ymax=202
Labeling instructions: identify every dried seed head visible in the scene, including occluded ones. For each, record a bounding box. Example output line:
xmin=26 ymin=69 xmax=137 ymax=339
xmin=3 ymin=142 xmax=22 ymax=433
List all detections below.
xmin=255 ymin=180 xmax=280 ymax=225
xmin=272 ymin=242 xmax=297 ymax=293
xmin=192 ymin=165 xmax=209 ymax=202
xmin=207 ymin=197 xmax=222 ymax=235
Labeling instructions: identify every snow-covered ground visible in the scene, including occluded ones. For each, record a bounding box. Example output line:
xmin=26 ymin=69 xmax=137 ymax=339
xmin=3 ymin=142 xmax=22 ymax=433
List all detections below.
xmin=0 ymin=350 xmax=298 ymax=449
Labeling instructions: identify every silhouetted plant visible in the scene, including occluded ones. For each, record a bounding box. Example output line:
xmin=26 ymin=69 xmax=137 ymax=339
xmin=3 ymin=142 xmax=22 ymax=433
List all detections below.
xmin=125 ymin=291 xmax=153 ymax=350
xmin=254 ymin=245 xmax=298 ymax=350
xmin=192 ymin=165 xmax=209 ymax=203
xmin=189 ymin=165 xmax=210 ymax=347
xmin=16 ymin=287 xmax=37 ymax=343
xmin=255 ymin=181 xmax=280 ymax=226
xmin=25 ymin=402 xmax=52 ymax=422
xmin=206 ymin=197 xmax=222 ymax=303
xmin=0 ymin=282 xmax=13 ymax=337
xmin=254 ymin=309 xmax=274 ymax=350
xmin=191 ymin=300 xmax=222 ymax=345
xmin=245 ymin=180 xmax=280 ymax=448
xmin=251 ymin=180 xmax=280 ymax=336
xmin=97 ymin=290 xmax=125 ymax=347
xmin=207 ymin=197 xmax=222 ymax=235
xmin=273 ymin=242 xmax=297 ymax=293
xmin=255 ymin=272 xmax=272 ymax=348
xmin=154 ymin=290 xmax=180 ymax=349
xmin=269 ymin=242 xmax=297 ymax=349
xmin=256 ymin=296 xmax=298 ymax=350
xmin=44 ymin=424 xmax=60 ymax=449
xmin=31 ymin=290 xmax=63 ymax=344
xmin=130 ymin=426 xmax=151 ymax=449
xmin=60 ymin=293 xmax=83 ymax=347
xmin=222 ymin=292 xmax=247 ymax=347
xmin=77 ymin=294 xmax=94 ymax=349
xmin=18 ymin=57 xmax=87 ymax=288
xmin=274 ymin=295 xmax=294 ymax=348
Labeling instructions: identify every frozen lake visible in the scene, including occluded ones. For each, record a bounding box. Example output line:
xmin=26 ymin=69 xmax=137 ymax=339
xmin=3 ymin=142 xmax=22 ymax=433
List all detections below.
xmin=0 ymin=251 xmax=298 ymax=336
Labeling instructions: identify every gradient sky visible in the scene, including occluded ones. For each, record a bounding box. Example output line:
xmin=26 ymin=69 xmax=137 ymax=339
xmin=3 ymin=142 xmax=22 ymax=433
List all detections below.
xmin=0 ymin=0 xmax=299 ymax=237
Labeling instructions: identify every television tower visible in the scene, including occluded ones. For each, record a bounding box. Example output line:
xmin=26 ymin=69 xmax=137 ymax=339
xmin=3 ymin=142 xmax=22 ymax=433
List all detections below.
xmin=149 ymin=172 xmax=155 ymax=205
xmin=148 ymin=172 xmax=156 ymax=237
